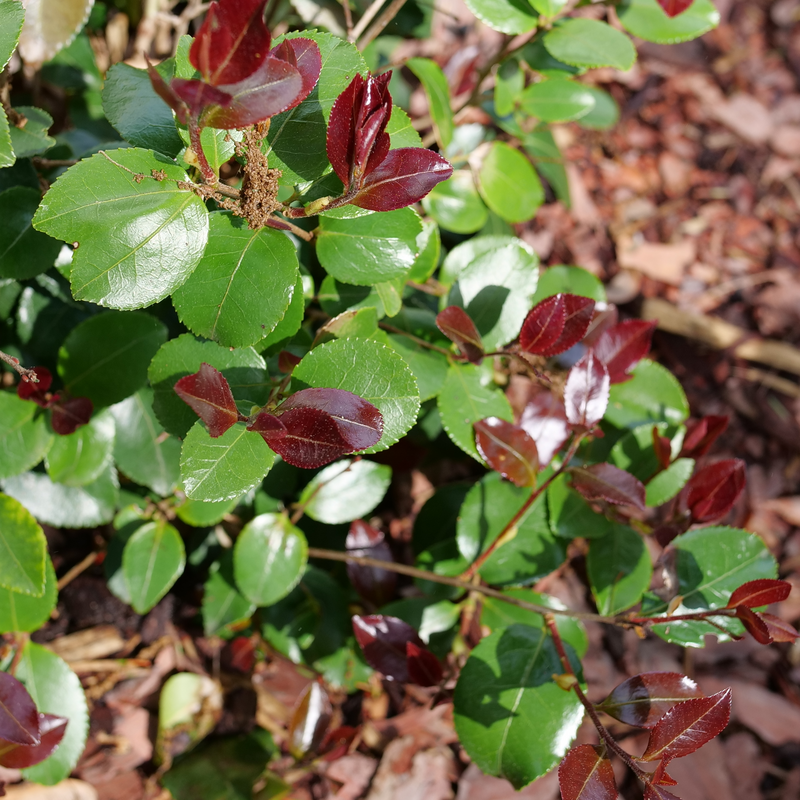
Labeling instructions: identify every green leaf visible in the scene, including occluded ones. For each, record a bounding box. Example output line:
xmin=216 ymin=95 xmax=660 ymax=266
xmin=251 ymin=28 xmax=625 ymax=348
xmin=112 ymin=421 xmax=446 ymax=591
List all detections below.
xmin=605 ymin=360 xmax=689 ymax=429
xmin=202 ymin=553 xmax=255 ymax=637
xmin=176 ymin=495 xmax=241 ymax=528
xmin=33 ymin=148 xmax=209 ymax=309
xmin=547 ymin=473 xmax=612 ymax=539
xmin=407 ymin=58 xmax=453 ymax=148
xmin=453 ymin=625 xmax=584 ymax=788
xmin=266 ymin=31 xmax=368 ymax=185
xmin=9 ymin=107 xmax=55 ymax=159
xmin=438 ymin=363 xmax=513 ymax=461
xmin=544 ymin=19 xmax=637 ymax=71
xmin=463 ymin=0 xmax=539 ymax=35
xmin=375 ymin=277 xmax=404 ymax=317
xmin=123 ymin=520 xmax=185 ymax=613
xmin=172 ymin=212 xmax=298 ymax=348
xmin=529 ymin=0 xmax=567 ymax=15
xmin=292 ymin=338 xmax=420 ymax=452
xmin=299 ymin=459 xmax=392 ymax=525
xmin=0 ymin=392 xmax=53 ymax=480
xmin=609 ymin=422 xmax=682 ymax=481
xmin=423 ymin=171 xmax=488 ymax=234
xmin=0 ymin=109 xmax=14 ymax=168
xmin=178 ymin=126 xmax=242 ymax=174
xmin=58 ymin=310 xmax=167 ymax=408
xmin=0 ymin=556 xmax=57 ymax=633
xmin=105 ymin=506 xmax=147 ymax=605
xmin=1 ymin=464 xmax=119 ymax=528
xmin=318 ymin=275 xmax=386 ymax=318
xmin=578 ymin=86 xmax=620 ymax=131
xmin=149 ymin=334 xmax=269 ymax=438
xmin=646 ymin=458 xmax=694 ymax=507
xmin=457 ymin=472 xmax=565 ymax=585
xmin=520 ymin=37 xmax=581 ymax=78
xmin=0 ymin=493 xmax=46 ymax=597
xmin=0 ymin=0 xmax=24 ymax=69
xmin=233 ymin=513 xmax=308 ymax=607
xmin=494 ymin=58 xmax=524 ymax=117
xmin=45 ymin=408 xmax=115 ymax=487
xmin=180 ymin=421 xmax=275 ymax=502
xmin=386 ymin=106 xmax=423 ymax=149
xmin=587 ymin=524 xmax=651 ymax=615
xmin=317 ymin=208 xmax=422 ymax=286
xmin=441 ymin=235 xmax=539 ymax=350
xmin=380 ymin=598 xmax=461 ymax=647
xmin=259 ymin=274 xmax=305 ymax=353
xmin=386 ymin=333 xmax=449 ymax=402
xmin=407 ymin=219 xmax=441 ymax=283
xmin=110 ymin=389 xmax=181 ymax=497
xmin=102 ymin=62 xmax=183 ymax=156
xmin=531 ymin=264 xmax=605 ymax=304
xmin=0 ymin=187 xmax=62 ymax=280
xmin=618 ymin=0 xmax=720 ymax=44
xmin=522 ymin=129 xmax=570 ymax=206
xmin=478 ymin=142 xmax=543 ymax=224
xmin=16 ymin=642 xmax=89 ymax=785
xmin=519 ymin=79 xmax=596 ymax=123
xmin=641 ymin=526 xmax=776 ymax=647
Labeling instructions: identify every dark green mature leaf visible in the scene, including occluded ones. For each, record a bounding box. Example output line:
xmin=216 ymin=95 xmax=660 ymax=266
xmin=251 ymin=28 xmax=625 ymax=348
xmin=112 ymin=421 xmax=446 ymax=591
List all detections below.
xmin=605 ymin=360 xmax=689 ymax=429
xmin=0 ymin=392 xmax=53 ymax=480
xmin=45 ymin=409 xmax=115 ymax=487
xmin=202 ymin=553 xmax=255 ymax=637
xmin=522 ymin=129 xmax=571 ymax=205
xmin=478 ymin=142 xmax=543 ymax=224
xmin=407 ymin=58 xmax=453 ymax=149
xmin=544 ymin=19 xmax=637 ymax=71
xmin=457 ymin=472 xmax=565 ymax=585
xmin=259 ymin=274 xmax=305 ymax=353
xmin=58 ymin=310 xmax=167 ymax=408
xmin=385 ymin=333 xmax=449 ymax=402
xmin=0 ymin=0 xmax=24 ymax=70
xmin=180 ymin=421 xmax=275 ymax=502
xmin=317 ymin=208 xmax=422 ymax=286
xmin=123 ymin=520 xmax=186 ymax=613
xmin=173 ymin=213 xmax=299 ymax=347
xmin=33 ymin=148 xmax=209 ymax=309
xmin=0 ymin=109 xmax=13 ymax=168
xmin=618 ymin=0 xmax=720 ymax=44
xmin=0 ymin=557 xmax=57 ymax=634
xmin=579 ymin=87 xmax=620 ymax=131
xmin=453 ymin=625 xmax=584 ymax=788
xmin=609 ymin=422 xmax=681 ymax=481
xmin=520 ymin=80 xmax=595 ymax=123
xmin=292 ymin=338 xmax=420 ymax=452
xmin=9 ymin=107 xmax=55 ymax=159
xmin=233 ymin=513 xmax=308 ymax=607
xmin=0 ymin=187 xmax=63 ymax=280
xmin=16 ymin=641 xmax=89 ymax=785
xmin=463 ymin=0 xmax=539 ymax=35
xmin=588 ymin=525 xmax=652 ymax=615
xmin=0 ymin=493 xmax=47 ymax=597
xmin=422 ymin=171 xmax=488 ymax=234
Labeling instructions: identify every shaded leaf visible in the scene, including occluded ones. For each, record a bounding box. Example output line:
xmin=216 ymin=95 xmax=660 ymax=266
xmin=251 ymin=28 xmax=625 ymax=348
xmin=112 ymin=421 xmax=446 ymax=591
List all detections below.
xmin=474 ymin=417 xmax=539 ymax=487
xmin=558 ymin=744 xmax=617 ymax=800
xmin=684 ymin=458 xmax=745 ymax=523
xmin=587 ymin=524 xmax=651 ymax=615
xmin=0 ymin=672 xmax=40 ymax=746
xmin=436 ymin=306 xmax=484 ymax=364
xmin=0 ymin=714 xmax=67 ymax=769
xmin=593 ymin=320 xmax=657 ymax=384
xmin=679 ymin=414 xmax=728 ymax=459
xmin=17 ymin=366 xmax=53 ymax=407
xmin=50 ymin=396 xmax=93 ymax=436
xmin=175 ymin=363 xmax=239 ymax=438
xmin=346 ymin=520 xmax=397 ymax=607
xmin=571 ymin=463 xmax=646 ymax=510
xmin=598 ymin=672 xmax=703 ymax=728
xmin=406 ymin=642 xmax=443 ymax=687
xmin=727 ymin=579 xmax=792 ymax=609
xmin=352 ymin=614 xmax=424 ymax=682
xmin=564 ymin=352 xmax=609 ymax=429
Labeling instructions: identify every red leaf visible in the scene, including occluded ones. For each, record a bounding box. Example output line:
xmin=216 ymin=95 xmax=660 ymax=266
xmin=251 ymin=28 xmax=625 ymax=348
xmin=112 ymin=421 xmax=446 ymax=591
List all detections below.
xmin=0 ymin=714 xmax=67 ymax=769
xmin=684 ymin=459 xmax=745 ymax=523
xmin=679 ymin=415 xmax=728 ymax=459
xmin=474 ymin=417 xmax=539 ymax=487
xmin=518 ymin=391 xmax=570 ymax=466
xmin=759 ymin=612 xmax=800 ymax=642
xmin=189 ymin=0 xmax=271 ymax=86
xmin=652 ymin=426 xmax=672 ymax=471
xmin=50 ymin=396 xmax=93 ymax=436
xmin=544 ymin=295 xmax=595 ymax=356
xmin=170 ymin=77 xmax=234 ymax=122
xmin=727 ymin=579 xmax=792 ymax=609
xmin=17 ymin=366 xmax=52 ymax=407
xmin=593 ymin=319 xmax=657 ymax=384
xmin=406 ymin=642 xmax=444 ymax=687
xmin=735 ymin=606 xmax=773 ymax=645
xmin=436 ymin=306 xmax=484 ymax=364
xmin=564 ymin=352 xmax=609 ymax=429
xmin=657 ymin=0 xmax=694 ymax=18
xmin=352 ymin=615 xmax=424 ymax=682
xmin=644 ymin=784 xmax=682 ymax=800
xmin=598 ymin=672 xmax=703 ymax=729
xmin=519 ymin=295 xmax=566 ymax=355
xmin=652 ymin=761 xmax=678 ymax=786
xmin=641 ymin=689 xmax=732 ymax=762
xmin=174 ymin=362 xmax=239 ymax=438
xmin=226 ymin=637 xmax=256 ymax=672
xmin=558 ymin=744 xmax=617 ymax=800
xmin=571 ymin=463 xmax=645 ymax=510
xmin=346 ymin=520 xmax=397 ymax=607
xmin=278 ymin=351 xmax=302 ymax=374
xmin=0 ymin=673 xmax=40 ymax=746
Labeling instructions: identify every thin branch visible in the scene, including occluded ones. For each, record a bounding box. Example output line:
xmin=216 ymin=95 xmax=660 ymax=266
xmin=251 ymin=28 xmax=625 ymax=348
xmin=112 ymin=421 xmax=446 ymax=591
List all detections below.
xmin=350 ymin=0 xmax=386 ymax=42
xmin=341 ymin=0 xmax=354 ymax=37
xmin=378 ymin=322 xmax=458 ymax=358
xmin=0 ymin=351 xmax=40 ymax=383
xmin=57 ymin=552 xmax=100 ymax=591
xmin=358 ymin=0 xmax=408 ymax=50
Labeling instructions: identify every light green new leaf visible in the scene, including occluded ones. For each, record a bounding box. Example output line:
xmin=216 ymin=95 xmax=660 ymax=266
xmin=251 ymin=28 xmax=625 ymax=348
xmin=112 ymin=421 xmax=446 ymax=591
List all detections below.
xmin=529 ymin=0 xmax=568 ymax=15
xmin=233 ymin=513 xmax=308 ymax=607
xmin=123 ymin=520 xmax=186 ymax=613
xmin=618 ymin=0 xmax=720 ymax=44
xmin=544 ymin=19 xmax=637 ymax=71
xmin=33 ymin=148 xmax=209 ymax=309
xmin=646 ymin=458 xmax=694 ymax=507
xmin=478 ymin=142 xmax=544 ymax=224
xmin=519 ymin=79 xmax=596 ymax=123
xmin=588 ymin=524 xmax=651 ymax=615
xmin=45 ymin=408 xmax=115 ymax=487
xmin=0 ymin=187 xmax=62 ymax=280
xmin=422 ymin=171 xmax=488 ymax=234
xmin=0 ymin=392 xmax=53 ymax=480
xmin=386 ymin=106 xmax=423 ymax=149
xmin=9 ymin=107 xmax=55 ymax=159
xmin=0 ymin=493 xmax=46 ymax=597
xmin=463 ymin=0 xmax=538 ymax=35
xmin=0 ymin=557 xmax=57 ymax=633
xmin=407 ymin=219 xmax=441 ymax=283
xmin=407 ymin=58 xmax=453 ymax=148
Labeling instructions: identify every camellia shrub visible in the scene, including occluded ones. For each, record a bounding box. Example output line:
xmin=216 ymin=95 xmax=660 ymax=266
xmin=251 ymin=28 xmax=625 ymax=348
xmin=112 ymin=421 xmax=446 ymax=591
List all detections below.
xmin=0 ymin=0 xmax=794 ymax=797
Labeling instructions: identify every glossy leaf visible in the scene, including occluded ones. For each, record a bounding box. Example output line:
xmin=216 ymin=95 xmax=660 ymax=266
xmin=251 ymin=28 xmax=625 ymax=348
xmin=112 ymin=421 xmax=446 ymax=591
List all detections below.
xmin=0 ymin=0 xmax=24 ymax=70
xmin=50 ymin=397 xmax=94 ymax=437
xmin=588 ymin=524 xmax=652 ymax=615
xmin=548 ymin=474 xmax=612 ymax=541
xmin=406 ymin=642 xmax=444 ymax=687
xmin=422 ymin=171 xmax=488 ymax=235
xmin=736 ymin=606 xmax=773 ymax=645
xmin=598 ymin=672 xmax=703 ymax=728
xmin=641 ymin=689 xmax=731 ymax=761
xmin=346 ymin=520 xmax=397 ymax=607
xmin=605 ymin=360 xmax=689 ymax=429
xmin=646 ymin=458 xmax=695 ymax=508
xmin=658 ymin=0 xmax=694 ymax=16
xmin=477 ymin=141 xmax=543 ymax=224
xmin=564 ymin=352 xmax=610 ymax=429
xmin=0 ymin=557 xmax=58 ymax=634
xmin=386 ymin=333 xmax=449 ymax=402
xmin=571 ymin=464 xmax=646 ymax=510
xmin=519 ymin=79 xmax=595 ymax=123
xmin=619 ymin=0 xmax=719 ymax=46
xmin=0 ymin=393 xmax=53 ymax=479
xmin=289 ymin=682 xmax=332 ymax=757
xmin=684 ymin=458 xmax=745 ymax=523
xmin=202 ymin=554 xmax=255 ymax=637
xmin=407 ymin=58 xmax=453 ymax=149
xmin=680 ymin=415 xmax=728 ymax=458
xmin=463 ymin=0 xmax=538 ymax=35
xmin=519 ymin=391 xmax=570 ymax=466
xmin=436 ymin=306 xmax=484 ymax=364
xmin=474 ymin=417 xmax=539 ymax=487
xmin=0 ymin=672 xmax=40 ymax=746
xmin=758 ymin=612 xmax=800 ymax=643
xmin=45 ymin=409 xmax=114 ymax=487
xmin=174 ymin=363 xmax=240 ymax=438
xmin=8 ymin=107 xmax=55 ymax=159
xmin=593 ymin=320 xmax=657 ymax=384
xmin=352 ymin=614 xmax=424 ymax=682
xmin=519 ymin=295 xmax=565 ymax=355
xmin=558 ymin=745 xmax=617 ymax=800
xmin=544 ymin=19 xmax=636 ymax=70
xmin=0 ymin=494 xmax=46 ymax=597
xmin=0 ymin=713 xmax=67 ymax=770
xmin=727 ymin=579 xmax=792 ymax=609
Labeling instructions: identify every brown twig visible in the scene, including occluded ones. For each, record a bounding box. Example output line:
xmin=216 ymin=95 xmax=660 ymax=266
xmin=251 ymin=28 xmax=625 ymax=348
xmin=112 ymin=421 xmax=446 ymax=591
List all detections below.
xmin=57 ymin=552 xmax=101 ymax=591
xmin=0 ymin=350 xmax=40 ymax=383
xmin=358 ymin=0 xmax=408 ymax=50
xmin=378 ymin=322 xmax=458 ymax=357
xmin=350 ymin=0 xmax=386 ymax=42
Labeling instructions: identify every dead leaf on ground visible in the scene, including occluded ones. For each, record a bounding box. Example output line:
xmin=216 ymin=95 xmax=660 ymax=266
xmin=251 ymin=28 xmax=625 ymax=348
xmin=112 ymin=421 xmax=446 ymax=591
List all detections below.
xmin=455 ymin=763 xmax=559 ymax=800
xmin=3 ymin=780 xmax=98 ymax=800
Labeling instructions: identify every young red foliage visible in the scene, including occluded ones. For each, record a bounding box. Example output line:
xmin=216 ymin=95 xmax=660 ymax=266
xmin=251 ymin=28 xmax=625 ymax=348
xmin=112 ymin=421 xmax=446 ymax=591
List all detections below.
xmin=558 ymin=744 xmax=617 ymax=800
xmin=641 ymin=689 xmax=731 ymax=762
xmin=726 ymin=578 xmax=791 ymax=609
xmin=406 ymin=642 xmax=444 ymax=687
xmin=278 ymin=350 xmax=302 ymax=373
xmin=352 ymin=614 xmax=425 ymax=683
xmin=683 ymin=458 xmax=745 ymax=523
xmin=0 ymin=714 xmax=67 ymax=769
xmin=474 ymin=417 xmax=539 ymax=487
xmin=174 ymin=362 xmax=239 ymax=438
xmin=564 ymin=351 xmax=610 ymax=429
xmin=346 ymin=520 xmax=397 ymax=607
xmin=651 ymin=761 xmax=678 ymax=786
xmin=657 ymin=0 xmax=694 ymax=18
xmin=644 ymin=783 xmax=682 ymax=800
xmin=758 ymin=612 xmax=800 ymax=642
xmin=679 ymin=415 xmax=728 ymax=459
xmin=436 ymin=306 xmax=483 ymax=364
xmin=0 ymin=673 xmax=40 ymax=746
xmin=518 ymin=391 xmax=570 ymax=466
xmin=17 ymin=366 xmax=53 ymax=407
xmin=570 ymin=463 xmax=646 ymax=511
xmin=735 ymin=606 xmax=773 ymax=645
xmin=652 ymin=426 xmax=672 ymax=471
xmin=226 ymin=637 xmax=257 ymax=673
xmin=519 ymin=294 xmax=595 ymax=357
xmin=593 ymin=319 xmax=657 ymax=384
xmin=50 ymin=396 xmax=93 ymax=436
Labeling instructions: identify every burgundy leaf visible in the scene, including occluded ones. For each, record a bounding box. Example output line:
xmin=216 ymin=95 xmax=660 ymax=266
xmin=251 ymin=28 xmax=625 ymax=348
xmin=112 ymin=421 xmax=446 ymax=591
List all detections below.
xmin=564 ymin=352 xmax=610 ymax=429
xmin=50 ymin=396 xmax=93 ymax=436
xmin=582 ymin=303 xmax=619 ymax=348
xmin=657 ymin=0 xmax=694 ymax=18
xmin=518 ymin=391 xmax=570 ymax=466
xmin=652 ymin=426 xmax=672 ymax=471
xmin=653 ymin=521 xmax=690 ymax=548
xmin=519 ymin=295 xmax=566 ymax=355
xmin=598 ymin=672 xmax=703 ymax=729
xmin=174 ymin=362 xmax=239 ymax=438
xmin=543 ymin=295 xmax=595 ymax=356
xmin=684 ymin=459 xmax=745 ymax=523
xmin=346 ymin=520 xmax=397 ymax=607
xmin=652 ymin=761 xmax=678 ymax=786
xmin=0 ymin=714 xmax=67 ymax=769
xmin=278 ymin=351 xmax=302 ymax=373
xmin=352 ymin=614 xmax=424 ymax=683
xmin=593 ymin=319 xmax=657 ymax=384
xmin=571 ymin=463 xmax=645 ymax=511
xmin=679 ymin=415 xmax=728 ymax=459
xmin=0 ymin=673 xmax=40 ymax=746
xmin=641 ymin=689 xmax=732 ymax=762
xmin=406 ymin=642 xmax=444 ymax=687
xmin=644 ymin=784 xmax=682 ymax=800
xmin=758 ymin=612 xmax=800 ymax=642
xmin=558 ymin=744 xmax=617 ymax=800
xmin=17 ymin=366 xmax=52 ymax=407
xmin=353 ymin=148 xmax=453 ymax=212
xmin=271 ymin=38 xmax=321 ymax=98
xmin=226 ymin=637 xmax=256 ymax=673
xmin=474 ymin=417 xmax=539 ymax=487
xmin=189 ymin=0 xmax=271 ymax=86
xmin=436 ymin=306 xmax=484 ymax=364
xmin=735 ymin=606 xmax=773 ymax=645
xmin=288 ymin=682 xmax=332 ymax=757
xmin=727 ymin=579 xmax=792 ymax=609
xmin=170 ymin=77 xmax=234 ymax=122
xmin=146 ymin=62 xmax=192 ymax=125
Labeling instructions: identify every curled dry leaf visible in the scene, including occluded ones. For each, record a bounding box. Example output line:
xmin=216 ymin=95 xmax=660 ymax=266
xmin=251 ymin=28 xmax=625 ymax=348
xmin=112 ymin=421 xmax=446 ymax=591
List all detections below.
xmin=593 ymin=319 xmax=657 ymax=384
xmin=726 ymin=579 xmax=792 ymax=609
xmin=558 ymin=744 xmax=617 ymax=800
xmin=436 ymin=306 xmax=483 ymax=364
xmin=174 ymin=362 xmax=239 ymax=438
xmin=564 ymin=351 xmax=610 ymax=429
xmin=683 ymin=459 xmax=746 ymax=523
xmin=474 ymin=417 xmax=539 ymax=487
xmin=570 ymin=463 xmax=646 ymax=511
